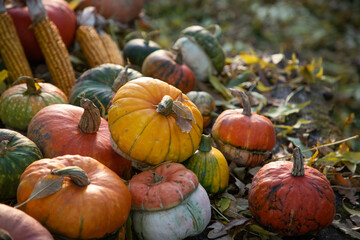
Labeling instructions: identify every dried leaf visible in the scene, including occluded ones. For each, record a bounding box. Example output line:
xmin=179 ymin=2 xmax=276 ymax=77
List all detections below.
xmin=343 ymin=113 xmax=355 ymax=127
xmin=172 ymin=100 xmax=196 ymax=133
xmin=207 ymin=221 xmax=228 ymax=239
xmin=173 ymin=114 xmax=192 ymax=133
xmin=332 ymin=220 xmax=360 ymax=239
xmin=208 ymin=72 xmax=232 ymax=100
xmin=15 ymin=174 xmax=64 ymax=209
xmin=264 ymin=100 xmax=311 ymax=121
xmin=343 ymin=200 xmax=360 ymax=217
xmin=248 ymin=224 xmax=278 ymax=236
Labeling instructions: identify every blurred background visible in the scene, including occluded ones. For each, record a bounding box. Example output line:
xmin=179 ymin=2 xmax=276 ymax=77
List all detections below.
xmin=143 ymin=0 xmax=360 ymax=149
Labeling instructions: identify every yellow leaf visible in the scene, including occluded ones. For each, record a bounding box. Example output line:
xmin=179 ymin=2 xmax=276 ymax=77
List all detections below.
xmin=316 ymin=67 xmax=323 ymax=78
xmin=307 ymin=149 xmax=318 ymax=166
xmin=338 ymin=142 xmax=350 ymax=153
xmin=239 ymin=53 xmax=260 ymax=65
xmin=256 ymin=81 xmax=274 ymax=92
xmin=68 ymin=0 xmax=83 ymax=10
xmin=343 ymin=113 xmax=354 ymax=127
xmin=0 ymin=69 xmax=8 ymax=82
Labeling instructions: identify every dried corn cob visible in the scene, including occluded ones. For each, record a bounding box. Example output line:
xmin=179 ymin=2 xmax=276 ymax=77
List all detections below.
xmin=0 ymin=0 xmax=33 ymax=83
xmin=26 ymin=0 xmax=75 ymax=96
xmin=99 ymin=33 xmax=124 ymax=66
xmin=76 ymin=25 xmax=111 ymax=68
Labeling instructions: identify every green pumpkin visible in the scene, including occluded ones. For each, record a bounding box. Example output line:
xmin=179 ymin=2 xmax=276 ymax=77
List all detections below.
xmin=122 ymin=38 xmax=161 ymax=68
xmin=183 ymin=134 xmax=229 ymax=194
xmin=0 ymin=77 xmax=68 ymax=132
xmin=173 ymin=25 xmax=225 ymax=82
xmin=69 ymin=63 xmax=142 ymax=118
xmin=0 ymin=128 xmax=43 ymax=200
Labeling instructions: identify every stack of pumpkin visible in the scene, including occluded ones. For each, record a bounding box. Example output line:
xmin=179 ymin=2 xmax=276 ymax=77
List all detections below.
xmin=0 ymin=0 xmax=337 ymax=239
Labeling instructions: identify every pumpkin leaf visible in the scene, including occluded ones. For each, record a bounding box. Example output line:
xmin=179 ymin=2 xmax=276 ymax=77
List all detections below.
xmin=15 ymin=174 xmax=64 ymax=209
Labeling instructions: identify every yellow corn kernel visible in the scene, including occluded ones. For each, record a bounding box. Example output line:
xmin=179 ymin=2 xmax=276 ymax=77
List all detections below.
xmin=0 ymin=12 xmax=33 ymax=83
xmin=99 ymin=33 xmax=124 ymax=66
xmin=32 ymin=16 xmax=76 ymax=96
xmin=76 ymin=25 xmax=111 ymax=68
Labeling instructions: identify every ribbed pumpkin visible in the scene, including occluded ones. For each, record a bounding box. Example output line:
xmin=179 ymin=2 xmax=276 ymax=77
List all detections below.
xmin=0 ymin=129 xmax=42 ymax=200
xmin=0 ymin=76 xmax=67 ymax=131
xmin=142 ymin=49 xmax=196 ymax=93
xmin=69 ymin=63 xmax=142 ymax=118
xmin=186 ymin=91 xmax=217 ymax=128
xmin=108 ymin=77 xmax=203 ymax=167
xmin=248 ymin=148 xmax=336 ymax=236
xmin=173 ymin=25 xmax=225 ymax=82
xmin=17 ymin=155 xmax=131 ymax=239
xmin=27 ymin=100 xmax=131 ymax=179
xmin=129 ymin=162 xmax=211 ymax=240
xmin=212 ymin=89 xmax=276 ymax=167
xmin=122 ymin=38 xmax=161 ymax=69
xmin=0 ymin=204 xmax=53 ymax=240
xmin=183 ymin=134 xmax=229 ymax=194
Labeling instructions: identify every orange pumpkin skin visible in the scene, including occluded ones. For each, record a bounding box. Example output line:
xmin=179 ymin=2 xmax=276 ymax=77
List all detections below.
xmin=27 ymin=104 xmax=131 ymax=179
xmin=17 ymin=155 xmax=132 ymax=239
xmin=211 ymin=109 xmax=276 ymax=167
xmin=142 ymin=49 xmax=196 ymax=93
xmin=248 ymin=161 xmax=336 ymax=236
xmin=0 ymin=203 xmax=53 ymax=240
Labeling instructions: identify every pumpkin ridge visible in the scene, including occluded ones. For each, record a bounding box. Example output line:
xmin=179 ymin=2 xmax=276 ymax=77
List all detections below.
xmin=128 ymin=112 xmax=157 ymax=158
xmin=185 ymin=200 xmax=200 ymax=232
xmin=163 ymin=117 xmax=172 ymax=162
xmin=109 ymin=106 xmax=151 ymax=131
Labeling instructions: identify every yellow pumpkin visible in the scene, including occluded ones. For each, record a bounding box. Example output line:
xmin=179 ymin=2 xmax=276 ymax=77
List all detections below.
xmin=108 ymin=77 xmax=203 ymax=167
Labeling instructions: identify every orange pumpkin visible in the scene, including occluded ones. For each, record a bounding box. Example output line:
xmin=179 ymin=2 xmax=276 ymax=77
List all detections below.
xmin=0 ymin=203 xmax=53 ymax=240
xmin=27 ymin=99 xmax=131 ymax=179
xmin=212 ymin=89 xmax=276 ymax=167
xmin=16 ymin=155 xmax=131 ymax=239
xmin=108 ymin=77 xmax=203 ymax=167
xmin=248 ymin=148 xmax=336 ymax=236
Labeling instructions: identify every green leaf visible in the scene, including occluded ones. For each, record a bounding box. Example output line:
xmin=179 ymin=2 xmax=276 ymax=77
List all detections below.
xmin=208 ymin=72 xmax=232 ymax=100
xmin=217 ymin=197 xmax=231 ymax=212
xmin=286 ymin=137 xmax=312 ymax=157
xmin=264 ymin=100 xmax=311 ymax=121
xmin=226 ymin=71 xmax=252 ymax=88
xmin=315 ymin=152 xmax=360 ymax=170
xmin=15 ymin=174 xmax=64 ymax=209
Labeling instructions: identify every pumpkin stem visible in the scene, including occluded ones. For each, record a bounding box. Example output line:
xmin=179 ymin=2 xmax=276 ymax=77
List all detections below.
xmin=112 ymin=66 xmax=130 ymax=92
xmin=228 ymin=88 xmax=252 ymax=116
xmin=25 ymin=0 xmax=47 ymax=25
xmin=172 ymin=47 xmax=183 ymax=65
xmin=198 ymin=134 xmax=212 ymax=152
xmin=51 ymin=166 xmax=90 ymax=187
xmin=15 ymin=76 xmax=42 ymax=94
xmin=0 ymin=228 xmax=13 ymax=240
xmin=150 ymin=171 xmax=164 ymax=184
xmin=78 ymin=98 xmax=101 ymax=133
xmin=291 ymin=147 xmax=305 ymax=177
xmin=0 ymin=140 xmax=9 ymax=155
xmin=157 ymin=95 xmax=173 ymax=116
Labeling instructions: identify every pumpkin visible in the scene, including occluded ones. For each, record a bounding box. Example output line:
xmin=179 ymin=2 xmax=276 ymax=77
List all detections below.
xmin=0 ymin=204 xmax=53 ymax=240
xmin=69 ymin=63 xmax=142 ymax=119
xmin=76 ymin=0 xmax=144 ymax=24
xmin=173 ymin=24 xmax=225 ymax=82
xmin=186 ymin=91 xmax=217 ymax=128
xmin=142 ymin=49 xmax=196 ymax=93
xmin=183 ymin=134 xmax=229 ymax=194
xmin=122 ymin=38 xmax=161 ymax=69
xmin=17 ymin=154 xmax=131 ymax=239
xmin=0 ymin=129 xmax=43 ymax=200
xmin=248 ymin=148 xmax=336 ymax=236
xmin=6 ymin=0 xmax=76 ymax=62
xmin=128 ymin=162 xmax=211 ymax=240
xmin=0 ymin=76 xmax=68 ymax=132
xmin=108 ymin=77 xmax=203 ymax=167
xmin=27 ymin=100 xmax=132 ymax=179
xmin=211 ymin=89 xmax=276 ymax=167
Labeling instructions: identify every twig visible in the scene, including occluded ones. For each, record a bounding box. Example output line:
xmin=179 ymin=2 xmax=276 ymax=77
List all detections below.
xmin=211 ymin=205 xmax=230 ymax=223
xmin=272 ymin=135 xmax=359 ymax=161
